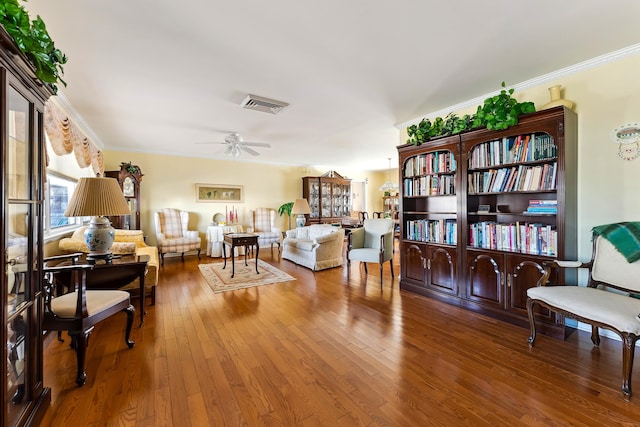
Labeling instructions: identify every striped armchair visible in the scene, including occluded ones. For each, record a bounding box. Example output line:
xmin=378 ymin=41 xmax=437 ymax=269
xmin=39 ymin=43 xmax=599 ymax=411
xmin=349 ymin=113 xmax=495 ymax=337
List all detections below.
xmin=248 ymin=208 xmax=281 ymax=252
xmin=154 ymin=208 xmax=201 ymax=265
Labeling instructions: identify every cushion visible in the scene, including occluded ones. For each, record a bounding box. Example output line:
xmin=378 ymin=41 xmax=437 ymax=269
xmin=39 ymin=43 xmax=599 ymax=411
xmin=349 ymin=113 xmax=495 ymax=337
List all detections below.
xmin=51 ymin=290 xmax=130 ymax=318
xmin=309 ymin=225 xmax=336 ymax=240
xmin=527 ymin=286 xmax=640 ymax=334
xmin=295 ymin=227 xmax=310 ymax=239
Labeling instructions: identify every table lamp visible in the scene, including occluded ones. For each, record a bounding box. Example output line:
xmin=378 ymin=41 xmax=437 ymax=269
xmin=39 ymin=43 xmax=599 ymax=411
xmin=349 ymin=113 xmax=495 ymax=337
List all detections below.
xmin=291 ymin=198 xmax=311 ymax=227
xmin=64 ymin=176 xmax=131 ymax=261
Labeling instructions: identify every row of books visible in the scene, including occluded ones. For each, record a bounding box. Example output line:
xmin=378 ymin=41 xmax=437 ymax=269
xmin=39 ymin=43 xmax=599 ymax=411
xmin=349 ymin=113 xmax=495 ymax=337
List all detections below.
xmin=468 ymin=221 xmax=557 ymax=256
xmin=524 ymin=199 xmax=558 ymax=214
xmin=406 ymin=219 xmax=457 ymax=244
xmin=404 ymin=151 xmax=456 ymax=177
xmin=403 ymin=175 xmax=455 ymax=196
xmin=467 ymin=162 xmax=557 ymax=194
xmin=468 ymin=133 xmax=557 ymax=169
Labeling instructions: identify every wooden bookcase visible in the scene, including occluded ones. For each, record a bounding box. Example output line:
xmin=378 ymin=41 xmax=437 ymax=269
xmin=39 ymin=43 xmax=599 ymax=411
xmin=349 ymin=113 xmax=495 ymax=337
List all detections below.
xmin=398 ymin=106 xmax=577 ymax=339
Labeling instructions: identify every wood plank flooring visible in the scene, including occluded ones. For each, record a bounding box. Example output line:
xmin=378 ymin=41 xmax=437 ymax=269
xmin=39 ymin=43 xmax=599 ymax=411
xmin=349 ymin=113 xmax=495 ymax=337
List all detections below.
xmin=39 ymin=245 xmax=640 ymax=426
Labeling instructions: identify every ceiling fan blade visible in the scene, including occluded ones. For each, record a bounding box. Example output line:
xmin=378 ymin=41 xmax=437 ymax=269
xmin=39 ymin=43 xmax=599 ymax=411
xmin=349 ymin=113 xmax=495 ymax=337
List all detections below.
xmin=241 ymin=142 xmax=271 ymax=148
xmin=194 ymin=141 xmax=225 ymax=145
xmin=241 ymin=146 xmax=260 ymax=156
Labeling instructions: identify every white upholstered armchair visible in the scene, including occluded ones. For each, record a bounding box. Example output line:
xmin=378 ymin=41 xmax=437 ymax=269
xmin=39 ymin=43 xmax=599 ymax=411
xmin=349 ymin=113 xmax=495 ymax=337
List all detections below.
xmin=154 ymin=208 xmax=201 ymax=265
xmin=248 ymin=208 xmax=281 ymax=252
xmin=347 ymin=218 xmax=395 ymax=286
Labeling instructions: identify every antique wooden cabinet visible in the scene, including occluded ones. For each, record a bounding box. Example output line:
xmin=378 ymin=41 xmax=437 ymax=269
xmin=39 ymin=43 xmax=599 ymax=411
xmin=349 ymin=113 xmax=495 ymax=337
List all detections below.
xmin=398 ymin=106 xmax=577 ymax=338
xmin=105 ymin=163 xmax=143 ymax=230
xmin=1 ymin=29 xmax=53 ymax=426
xmin=302 ymin=171 xmax=352 ymax=224
xmin=382 ymin=194 xmax=399 ymax=219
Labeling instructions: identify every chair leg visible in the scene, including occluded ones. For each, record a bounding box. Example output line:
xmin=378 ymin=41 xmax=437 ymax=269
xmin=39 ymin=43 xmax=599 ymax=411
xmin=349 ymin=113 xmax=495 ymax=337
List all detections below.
xmin=591 ymin=325 xmax=601 ymax=346
xmin=622 ymin=333 xmax=637 ymax=400
xmin=363 ymin=262 xmax=368 ymax=274
xmin=151 ymin=285 xmax=156 ymax=306
xmin=527 ymin=298 xmax=537 ymax=347
xmin=69 ymin=329 xmax=91 ymax=386
xmin=181 ymin=252 xmax=185 ymax=261
xmin=379 ymin=263 xmax=383 ymax=286
xmin=197 ymin=248 xmax=201 ymax=259
xmin=160 ymin=253 xmax=165 ymax=266
xmin=124 ymin=304 xmax=135 ymax=348
xmin=389 ymin=259 xmax=394 ymax=278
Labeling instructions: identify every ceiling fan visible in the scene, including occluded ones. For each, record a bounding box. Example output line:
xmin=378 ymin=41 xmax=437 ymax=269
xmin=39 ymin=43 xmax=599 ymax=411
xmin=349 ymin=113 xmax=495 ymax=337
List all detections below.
xmin=197 ymin=132 xmax=271 ymax=157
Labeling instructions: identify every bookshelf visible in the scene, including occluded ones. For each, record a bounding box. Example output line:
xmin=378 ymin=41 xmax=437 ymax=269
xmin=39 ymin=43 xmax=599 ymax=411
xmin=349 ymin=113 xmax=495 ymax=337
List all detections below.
xmin=398 ymin=106 xmax=577 ymax=338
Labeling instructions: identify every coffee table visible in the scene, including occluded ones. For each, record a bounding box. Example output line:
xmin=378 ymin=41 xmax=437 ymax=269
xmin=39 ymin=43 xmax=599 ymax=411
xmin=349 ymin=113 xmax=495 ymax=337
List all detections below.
xmin=222 ymin=233 xmax=259 ymax=278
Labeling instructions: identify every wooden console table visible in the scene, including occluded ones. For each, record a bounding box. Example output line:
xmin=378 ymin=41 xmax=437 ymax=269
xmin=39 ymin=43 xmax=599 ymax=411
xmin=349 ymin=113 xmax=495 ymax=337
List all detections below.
xmin=222 ymin=233 xmax=259 ymax=278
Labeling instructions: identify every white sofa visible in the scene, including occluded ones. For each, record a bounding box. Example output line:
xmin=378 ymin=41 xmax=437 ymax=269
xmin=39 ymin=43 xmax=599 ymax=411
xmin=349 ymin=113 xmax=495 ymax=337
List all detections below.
xmin=282 ymin=225 xmax=345 ymax=271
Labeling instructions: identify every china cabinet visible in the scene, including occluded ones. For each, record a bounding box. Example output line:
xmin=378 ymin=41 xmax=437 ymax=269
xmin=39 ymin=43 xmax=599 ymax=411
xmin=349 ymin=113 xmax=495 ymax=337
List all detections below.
xmin=398 ymin=106 xmax=577 ymax=338
xmin=382 ymin=194 xmax=399 ymax=219
xmin=105 ymin=163 xmax=143 ymax=230
xmin=302 ymin=171 xmax=352 ymax=224
xmin=1 ymin=28 xmax=53 ymax=426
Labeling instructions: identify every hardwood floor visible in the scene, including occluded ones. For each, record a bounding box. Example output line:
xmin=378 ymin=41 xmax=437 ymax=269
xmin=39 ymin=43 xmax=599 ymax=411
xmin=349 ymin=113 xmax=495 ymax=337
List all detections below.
xmin=40 ymin=245 xmax=640 ymax=426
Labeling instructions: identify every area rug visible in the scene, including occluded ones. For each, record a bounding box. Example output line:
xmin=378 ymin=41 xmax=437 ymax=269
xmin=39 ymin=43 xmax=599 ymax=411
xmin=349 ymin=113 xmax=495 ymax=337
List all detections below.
xmin=198 ymin=259 xmax=296 ymax=293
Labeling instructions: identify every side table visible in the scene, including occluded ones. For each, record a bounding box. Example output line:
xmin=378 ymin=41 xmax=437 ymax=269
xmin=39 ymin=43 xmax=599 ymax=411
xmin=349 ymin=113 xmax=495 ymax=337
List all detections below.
xmin=222 ymin=233 xmax=259 ymax=278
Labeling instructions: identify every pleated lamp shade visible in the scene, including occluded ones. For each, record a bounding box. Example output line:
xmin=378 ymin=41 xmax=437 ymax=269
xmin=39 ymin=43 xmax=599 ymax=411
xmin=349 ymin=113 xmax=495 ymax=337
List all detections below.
xmin=291 ymin=198 xmax=311 ymax=227
xmin=64 ymin=176 xmax=131 ymax=259
xmin=64 ymin=177 xmax=130 ymax=217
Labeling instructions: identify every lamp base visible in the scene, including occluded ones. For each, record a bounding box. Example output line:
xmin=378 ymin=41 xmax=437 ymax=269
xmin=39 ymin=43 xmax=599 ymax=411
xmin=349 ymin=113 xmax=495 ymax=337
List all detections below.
xmin=296 ymin=214 xmax=306 ymax=228
xmin=84 ymin=216 xmax=116 ymax=258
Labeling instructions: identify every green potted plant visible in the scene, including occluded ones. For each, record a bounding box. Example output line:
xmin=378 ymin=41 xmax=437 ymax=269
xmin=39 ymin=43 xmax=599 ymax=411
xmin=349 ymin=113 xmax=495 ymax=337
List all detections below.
xmin=0 ymin=0 xmax=67 ymax=92
xmin=278 ymin=201 xmax=294 ymax=230
xmin=472 ymin=82 xmax=536 ymax=131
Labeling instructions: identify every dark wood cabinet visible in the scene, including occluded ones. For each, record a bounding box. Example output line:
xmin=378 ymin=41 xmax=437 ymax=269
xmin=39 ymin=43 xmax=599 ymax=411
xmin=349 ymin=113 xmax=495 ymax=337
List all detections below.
xmin=105 ymin=163 xmax=143 ymax=230
xmin=398 ymin=107 xmax=577 ymax=339
xmin=302 ymin=171 xmax=352 ymax=225
xmin=1 ymin=28 xmax=53 ymax=427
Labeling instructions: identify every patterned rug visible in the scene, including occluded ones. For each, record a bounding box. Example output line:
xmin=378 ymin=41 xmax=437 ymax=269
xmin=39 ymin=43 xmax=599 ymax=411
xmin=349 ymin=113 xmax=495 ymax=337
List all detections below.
xmin=198 ymin=259 xmax=296 ymax=293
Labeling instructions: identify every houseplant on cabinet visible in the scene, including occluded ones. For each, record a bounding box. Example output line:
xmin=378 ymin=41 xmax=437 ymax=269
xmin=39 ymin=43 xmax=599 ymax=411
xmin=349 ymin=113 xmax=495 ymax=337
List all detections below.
xmin=0 ymin=0 xmax=67 ymax=92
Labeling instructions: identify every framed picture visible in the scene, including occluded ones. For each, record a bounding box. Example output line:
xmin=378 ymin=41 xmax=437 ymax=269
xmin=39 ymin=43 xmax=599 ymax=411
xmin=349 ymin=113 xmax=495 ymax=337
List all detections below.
xmin=195 ymin=183 xmax=244 ymax=203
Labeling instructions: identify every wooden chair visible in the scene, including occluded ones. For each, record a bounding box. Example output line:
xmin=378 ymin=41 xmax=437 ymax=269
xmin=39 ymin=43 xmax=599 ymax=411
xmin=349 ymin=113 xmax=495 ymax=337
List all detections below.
xmin=527 ymin=228 xmax=640 ymax=399
xmin=42 ymin=253 xmax=135 ymax=386
xmin=357 ymin=211 xmax=369 ymax=224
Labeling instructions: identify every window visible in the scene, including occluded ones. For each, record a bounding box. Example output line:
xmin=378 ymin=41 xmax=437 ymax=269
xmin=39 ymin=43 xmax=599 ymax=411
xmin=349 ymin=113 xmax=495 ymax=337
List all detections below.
xmin=45 ymin=172 xmax=84 ymax=234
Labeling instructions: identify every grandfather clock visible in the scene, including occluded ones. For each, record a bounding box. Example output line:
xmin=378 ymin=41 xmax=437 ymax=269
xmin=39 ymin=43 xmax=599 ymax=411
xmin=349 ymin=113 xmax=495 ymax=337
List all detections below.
xmin=105 ymin=163 xmax=143 ymax=230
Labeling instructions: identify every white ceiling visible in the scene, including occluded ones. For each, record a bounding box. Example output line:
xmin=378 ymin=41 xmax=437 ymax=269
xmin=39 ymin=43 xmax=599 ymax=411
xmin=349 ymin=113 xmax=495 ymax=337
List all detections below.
xmin=26 ymin=0 xmax=640 ymax=171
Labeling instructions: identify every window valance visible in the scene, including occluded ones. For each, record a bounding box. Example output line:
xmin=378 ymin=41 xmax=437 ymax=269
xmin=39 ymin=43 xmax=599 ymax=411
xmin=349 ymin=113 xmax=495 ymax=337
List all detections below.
xmin=44 ymin=99 xmax=104 ymax=175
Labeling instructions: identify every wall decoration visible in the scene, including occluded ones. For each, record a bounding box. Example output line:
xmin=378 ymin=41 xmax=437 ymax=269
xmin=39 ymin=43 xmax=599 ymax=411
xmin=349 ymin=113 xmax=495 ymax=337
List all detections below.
xmin=611 ymin=123 xmax=640 ymax=161
xmin=195 ymin=183 xmax=244 ymax=203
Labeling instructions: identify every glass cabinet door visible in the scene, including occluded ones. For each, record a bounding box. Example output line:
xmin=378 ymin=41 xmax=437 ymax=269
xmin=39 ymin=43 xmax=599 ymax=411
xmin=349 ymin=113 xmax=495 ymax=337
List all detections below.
xmin=4 ymin=84 xmax=44 ymax=425
xmin=321 ymin=182 xmax=331 ymax=218
xmin=307 ymin=180 xmax=320 ymax=219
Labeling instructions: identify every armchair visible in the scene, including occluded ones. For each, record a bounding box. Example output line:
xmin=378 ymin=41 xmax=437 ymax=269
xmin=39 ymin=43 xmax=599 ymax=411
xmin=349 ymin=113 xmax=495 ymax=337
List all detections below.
xmin=347 ymin=218 xmax=395 ymax=286
xmin=154 ymin=208 xmax=202 ymax=265
xmin=248 ymin=208 xmax=281 ymax=252
xmin=42 ymin=253 xmax=135 ymax=386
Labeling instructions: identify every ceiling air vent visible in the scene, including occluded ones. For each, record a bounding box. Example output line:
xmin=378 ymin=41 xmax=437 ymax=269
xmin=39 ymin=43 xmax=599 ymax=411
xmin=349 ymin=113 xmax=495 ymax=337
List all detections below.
xmin=240 ymin=94 xmax=289 ymax=114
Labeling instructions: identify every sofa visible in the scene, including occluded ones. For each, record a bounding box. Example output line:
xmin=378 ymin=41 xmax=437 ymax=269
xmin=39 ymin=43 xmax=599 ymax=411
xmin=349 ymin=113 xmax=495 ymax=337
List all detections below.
xmin=282 ymin=225 xmax=345 ymax=271
xmin=58 ymin=227 xmax=160 ymax=305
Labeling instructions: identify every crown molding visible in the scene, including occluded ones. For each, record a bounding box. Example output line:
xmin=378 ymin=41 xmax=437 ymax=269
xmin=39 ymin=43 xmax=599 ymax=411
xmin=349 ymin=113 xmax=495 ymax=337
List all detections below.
xmin=398 ymin=43 xmax=640 ymax=129
xmin=49 ymin=91 xmax=105 ymax=149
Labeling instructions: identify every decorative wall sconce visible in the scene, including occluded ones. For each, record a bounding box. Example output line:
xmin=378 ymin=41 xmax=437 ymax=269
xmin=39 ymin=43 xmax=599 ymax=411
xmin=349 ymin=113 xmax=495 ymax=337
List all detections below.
xmin=611 ymin=123 xmax=640 ymax=161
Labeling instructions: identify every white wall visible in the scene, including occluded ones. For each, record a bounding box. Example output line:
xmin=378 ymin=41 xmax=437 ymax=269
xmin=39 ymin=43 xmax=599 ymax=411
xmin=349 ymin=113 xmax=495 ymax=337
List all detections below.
xmin=400 ymin=51 xmax=640 ymax=264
